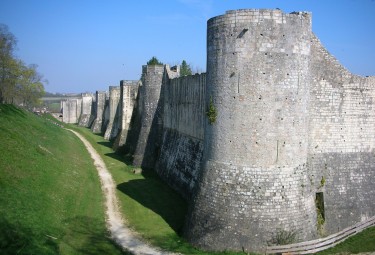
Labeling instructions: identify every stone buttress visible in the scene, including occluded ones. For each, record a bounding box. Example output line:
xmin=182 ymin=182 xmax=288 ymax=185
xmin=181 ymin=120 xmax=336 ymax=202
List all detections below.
xmin=113 ymin=80 xmax=140 ymax=150
xmin=132 ymin=65 xmax=165 ymax=169
xmin=91 ymin=91 xmax=106 ymax=133
xmin=104 ymin=86 xmax=121 ymax=140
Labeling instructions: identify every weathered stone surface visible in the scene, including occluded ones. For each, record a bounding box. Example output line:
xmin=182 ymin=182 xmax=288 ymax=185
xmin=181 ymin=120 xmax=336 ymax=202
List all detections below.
xmin=78 ymin=93 xmax=95 ymax=127
xmin=113 ymin=80 xmax=140 ymax=150
xmin=91 ymin=91 xmax=106 ymax=133
xmin=104 ymin=86 xmax=121 ymax=140
xmin=62 ymin=98 xmax=81 ymax=123
xmin=61 ymin=8 xmax=375 ymax=253
xmin=155 ymin=73 xmax=206 ymax=199
xmin=132 ymin=65 xmax=165 ymax=169
xmin=185 ymin=9 xmax=315 ymax=252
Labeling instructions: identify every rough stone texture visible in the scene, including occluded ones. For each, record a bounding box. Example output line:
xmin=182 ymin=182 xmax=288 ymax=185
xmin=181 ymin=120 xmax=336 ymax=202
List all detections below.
xmin=62 ymin=98 xmax=81 ymax=123
xmin=156 ymin=74 xmax=206 ymax=199
xmin=60 ymin=8 xmax=375 ymax=253
xmin=113 ymin=80 xmax=140 ymax=150
xmin=132 ymin=65 xmax=166 ymax=169
xmin=104 ymin=86 xmax=121 ymax=140
xmin=186 ymin=9 xmax=317 ymax=252
xmin=308 ymin=34 xmax=375 ymax=233
xmin=103 ymin=93 xmax=110 ymax=132
xmin=91 ymin=91 xmax=107 ymax=133
xmin=78 ymin=93 xmax=95 ymax=127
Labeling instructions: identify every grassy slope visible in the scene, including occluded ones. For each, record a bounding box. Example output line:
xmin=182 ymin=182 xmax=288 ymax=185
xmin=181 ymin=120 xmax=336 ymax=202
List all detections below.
xmin=2 ymin=104 xmax=371 ymax=255
xmin=71 ymin=126 xmax=375 ymax=255
xmin=0 ymin=105 xmax=127 ymax=255
xmin=68 ymin=126 xmax=247 ymax=255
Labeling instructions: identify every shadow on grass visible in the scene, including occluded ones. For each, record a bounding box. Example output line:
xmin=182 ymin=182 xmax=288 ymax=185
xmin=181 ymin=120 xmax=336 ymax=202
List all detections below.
xmin=0 ymin=216 xmax=59 ymax=255
xmin=117 ymin=170 xmax=188 ymax=236
xmin=0 ymin=216 xmax=130 ymax=255
xmin=61 ymin=216 xmax=130 ymax=255
xmin=0 ymin=104 xmax=27 ymax=118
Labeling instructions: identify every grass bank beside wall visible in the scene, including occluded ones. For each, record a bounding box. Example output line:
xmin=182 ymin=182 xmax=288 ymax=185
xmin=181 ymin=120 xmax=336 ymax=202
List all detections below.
xmin=0 ymin=104 xmax=127 ymax=255
xmin=70 ymin=124 xmax=375 ymax=255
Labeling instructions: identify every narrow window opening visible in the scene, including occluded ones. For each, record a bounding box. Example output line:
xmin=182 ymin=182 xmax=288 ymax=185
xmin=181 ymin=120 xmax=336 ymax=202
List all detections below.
xmin=316 ymin=192 xmax=325 ymax=227
xmin=237 ymin=28 xmax=249 ymax=38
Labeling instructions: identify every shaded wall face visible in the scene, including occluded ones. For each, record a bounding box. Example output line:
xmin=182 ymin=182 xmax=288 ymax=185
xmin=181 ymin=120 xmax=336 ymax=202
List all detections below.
xmin=91 ymin=91 xmax=106 ymax=133
xmin=132 ymin=65 xmax=164 ymax=169
xmin=186 ymin=10 xmax=316 ymax=252
xmin=156 ymin=74 xmax=206 ymax=199
xmin=308 ymin=35 xmax=375 ymax=233
xmin=120 ymin=81 xmax=139 ymax=130
xmin=104 ymin=86 xmax=121 ymax=140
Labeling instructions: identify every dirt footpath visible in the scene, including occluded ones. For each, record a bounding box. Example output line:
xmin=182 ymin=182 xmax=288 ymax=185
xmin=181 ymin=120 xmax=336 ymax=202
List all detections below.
xmin=68 ymin=129 xmax=180 ymax=255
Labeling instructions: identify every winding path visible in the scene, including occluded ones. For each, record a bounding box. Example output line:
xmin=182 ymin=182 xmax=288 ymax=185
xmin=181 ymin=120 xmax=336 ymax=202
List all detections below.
xmin=68 ymin=129 xmax=179 ymax=255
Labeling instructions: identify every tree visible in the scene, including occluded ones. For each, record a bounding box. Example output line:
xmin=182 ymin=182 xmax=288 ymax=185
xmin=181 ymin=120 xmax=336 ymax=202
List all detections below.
xmin=147 ymin=56 xmax=163 ymax=65
xmin=17 ymin=63 xmax=45 ymax=106
xmin=0 ymin=24 xmax=45 ymax=106
xmin=180 ymin=60 xmax=192 ymax=76
xmin=0 ymin=24 xmax=17 ymax=103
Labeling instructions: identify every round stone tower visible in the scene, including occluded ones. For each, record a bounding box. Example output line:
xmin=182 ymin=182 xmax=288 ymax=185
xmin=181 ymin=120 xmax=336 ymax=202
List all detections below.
xmin=185 ymin=9 xmax=316 ymax=252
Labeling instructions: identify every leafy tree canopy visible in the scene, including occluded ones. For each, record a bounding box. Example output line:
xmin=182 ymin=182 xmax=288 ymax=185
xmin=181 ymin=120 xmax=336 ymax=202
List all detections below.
xmin=0 ymin=24 xmax=46 ymax=107
xmin=147 ymin=56 xmax=163 ymax=65
xmin=180 ymin=60 xmax=192 ymax=76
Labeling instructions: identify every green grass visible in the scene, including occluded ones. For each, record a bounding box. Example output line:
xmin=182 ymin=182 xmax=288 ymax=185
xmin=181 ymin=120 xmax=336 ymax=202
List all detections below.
xmin=0 ymin=104 xmax=127 ymax=255
xmin=2 ymin=104 xmax=373 ymax=255
xmin=67 ymin=125 xmax=247 ymax=255
xmin=317 ymin=226 xmax=375 ymax=254
xmin=69 ymin=124 xmax=375 ymax=255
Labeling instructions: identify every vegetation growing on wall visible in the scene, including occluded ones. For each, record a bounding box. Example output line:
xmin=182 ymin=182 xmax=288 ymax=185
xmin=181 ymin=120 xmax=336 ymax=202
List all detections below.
xmin=268 ymin=229 xmax=300 ymax=245
xmin=320 ymin=176 xmax=326 ymax=188
xmin=206 ymin=96 xmax=217 ymax=124
xmin=316 ymin=192 xmax=326 ymax=236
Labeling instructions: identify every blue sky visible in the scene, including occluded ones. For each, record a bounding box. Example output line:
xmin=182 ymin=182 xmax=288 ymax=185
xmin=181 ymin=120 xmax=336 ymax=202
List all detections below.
xmin=0 ymin=0 xmax=374 ymax=93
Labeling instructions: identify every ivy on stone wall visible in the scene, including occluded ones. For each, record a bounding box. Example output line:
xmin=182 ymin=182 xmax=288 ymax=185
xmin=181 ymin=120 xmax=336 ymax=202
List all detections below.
xmin=206 ymin=96 xmax=217 ymax=124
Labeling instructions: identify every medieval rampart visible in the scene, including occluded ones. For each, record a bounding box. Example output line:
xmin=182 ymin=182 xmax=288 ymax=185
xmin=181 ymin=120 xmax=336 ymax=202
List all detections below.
xmin=60 ymin=8 xmax=374 ymax=253
xmin=156 ymin=73 xmax=206 ymax=198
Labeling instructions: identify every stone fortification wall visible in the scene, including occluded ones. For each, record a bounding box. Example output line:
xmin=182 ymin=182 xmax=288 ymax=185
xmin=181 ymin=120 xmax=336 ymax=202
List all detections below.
xmin=156 ymin=73 xmax=206 ymax=199
xmin=308 ymin=34 xmax=375 ymax=234
xmin=62 ymin=99 xmax=77 ymax=123
xmin=91 ymin=91 xmax=106 ymax=133
xmin=58 ymin=8 xmax=374 ymax=254
xmin=104 ymin=86 xmax=121 ymax=140
xmin=185 ymin=9 xmax=316 ymax=252
xmin=78 ymin=93 xmax=95 ymax=127
xmin=132 ymin=65 xmax=165 ymax=169
xmin=103 ymin=92 xmax=110 ymax=132
xmin=113 ymin=80 xmax=140 ymax=149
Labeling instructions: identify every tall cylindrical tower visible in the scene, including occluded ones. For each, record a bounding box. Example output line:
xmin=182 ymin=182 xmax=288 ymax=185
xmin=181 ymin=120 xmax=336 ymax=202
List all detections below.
xmin=185 ymin=9 xmax=316 ymax=252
